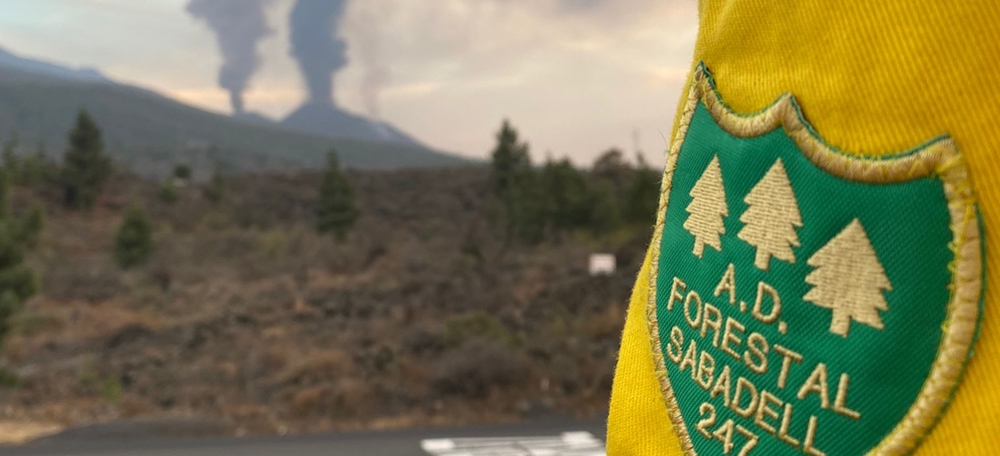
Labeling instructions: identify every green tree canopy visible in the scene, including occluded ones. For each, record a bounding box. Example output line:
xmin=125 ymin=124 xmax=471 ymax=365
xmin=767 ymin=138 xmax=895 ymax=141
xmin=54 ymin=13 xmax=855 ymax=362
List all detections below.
xmin=504 ymin=168 xmax=546 ymax=245
xmin=0 ymin=168 xmax=38 ymax=356
xmin=588 ymin=181 xmax=622 ymax=236
xmin=0 ymin=221 xmax=38 ymax=355
xmin=173 ymin=164 xmax=192 ymax=181
xmin=490 ymin=120 xmax=532 ymax=197
xmin=591 ymin=148 xmax=633 ymax=194
xmin=63 ymin=110 xmax=111 ymax=210
xmin=316 ymin=151 xmax=360 ymax=241
xmin=624 ymin=153 xmax=662 ymax=226
xmin=540 ymin=157 xmax=592 ymax=233
xmin=114 ymin=204 xmax=154 ymax=268
xmin=488 ymin=120 xmax=548 ymax=244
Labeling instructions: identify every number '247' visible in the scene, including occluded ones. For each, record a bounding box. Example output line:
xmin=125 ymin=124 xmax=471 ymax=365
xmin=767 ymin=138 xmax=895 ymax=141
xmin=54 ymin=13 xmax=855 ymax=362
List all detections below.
xmin=696 ymin=402 xmax=759 ymax=455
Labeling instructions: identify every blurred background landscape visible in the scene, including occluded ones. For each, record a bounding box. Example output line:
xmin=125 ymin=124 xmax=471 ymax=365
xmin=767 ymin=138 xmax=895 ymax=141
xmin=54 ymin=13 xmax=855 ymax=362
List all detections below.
xmin=0 ymin=0 xmax=697 ymax=448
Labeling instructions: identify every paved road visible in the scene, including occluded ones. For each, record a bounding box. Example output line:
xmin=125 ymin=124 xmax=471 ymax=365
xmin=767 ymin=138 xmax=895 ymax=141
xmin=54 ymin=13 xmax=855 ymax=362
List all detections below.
xmin=5 ymin=418 xmax=606 ymax=456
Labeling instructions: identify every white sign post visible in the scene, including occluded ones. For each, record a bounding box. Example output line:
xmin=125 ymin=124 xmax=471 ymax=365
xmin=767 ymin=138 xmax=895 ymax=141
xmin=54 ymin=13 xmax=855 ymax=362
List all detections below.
xmin=588 ymin=254 xmax=617 ymax=276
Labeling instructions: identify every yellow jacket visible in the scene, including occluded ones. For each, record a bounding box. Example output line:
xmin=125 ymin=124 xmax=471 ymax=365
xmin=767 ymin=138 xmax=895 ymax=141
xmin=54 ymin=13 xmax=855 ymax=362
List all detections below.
xmin=608 ymin=1 xmax=1000 ymax=454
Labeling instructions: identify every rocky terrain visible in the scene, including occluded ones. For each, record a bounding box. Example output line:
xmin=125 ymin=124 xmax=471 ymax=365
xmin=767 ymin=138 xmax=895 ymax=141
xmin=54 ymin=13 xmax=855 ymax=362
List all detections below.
xmin=0 ymin=166 xmax=647 ymax=439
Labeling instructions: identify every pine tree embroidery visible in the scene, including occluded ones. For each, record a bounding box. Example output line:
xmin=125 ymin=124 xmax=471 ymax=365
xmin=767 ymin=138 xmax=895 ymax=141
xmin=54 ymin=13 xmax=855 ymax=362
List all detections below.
xmin=803 ymin=219 xmax=893 ymax=338
xmin=683 ymin=155 xmax=728 ymax=258
xmin=737 ymin=158 xmax=803 ymax=270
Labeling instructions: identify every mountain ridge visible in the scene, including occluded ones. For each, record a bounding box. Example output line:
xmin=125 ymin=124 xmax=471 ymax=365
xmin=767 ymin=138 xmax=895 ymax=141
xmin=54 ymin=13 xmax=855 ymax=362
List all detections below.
xmin=0 ymin=47 xmax=110 ymax=84
xmin=0 ymin=48 xmax=472 ymax=176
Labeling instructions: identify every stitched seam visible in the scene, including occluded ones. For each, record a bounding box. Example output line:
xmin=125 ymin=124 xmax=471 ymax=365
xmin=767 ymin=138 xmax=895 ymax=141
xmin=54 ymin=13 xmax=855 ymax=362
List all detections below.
xmin=646 ymin=65 xmax=702 ymax=455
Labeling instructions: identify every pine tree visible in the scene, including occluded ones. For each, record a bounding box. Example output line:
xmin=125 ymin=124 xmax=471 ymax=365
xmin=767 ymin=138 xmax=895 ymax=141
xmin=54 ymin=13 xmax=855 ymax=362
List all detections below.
xmin=683 ymin=155 xmax=728 ymax=258
xmin=490 ymin=120 xmax=531 ymax=197
xmin=114 ymin=204 xmax=154 ymax=269
xmin=62 ymin=110 xmax=111 ymax=210
xmin=804 ymin=219 xmax=892 ymax=337
xmin=737 ymin=158 xmax=802 ymax=270
xmin=316 ymin=151 xmax=359 ymax=241
xmin=488 ymin=121 xmax=549 ymax=244
xmin=505 ymin=168 xmax=547 ymax=244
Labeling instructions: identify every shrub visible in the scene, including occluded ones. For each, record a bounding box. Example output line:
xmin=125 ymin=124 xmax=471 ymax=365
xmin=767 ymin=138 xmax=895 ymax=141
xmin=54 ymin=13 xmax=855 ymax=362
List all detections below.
xmin=0 ymin=368 xmax=19 ymax=388
xmin=0 ymin=291 xmax=23 ymax=347
xmin=173 ymin=164 xmax=192 ymax=181
xmin=401 ymin=325 xmax=447 ymax=356
xmin=0 ymin=225 xmax=37 ymax=304
xmin=17 ymin=205 xmax=44 ymax=249
xmin=289 ymin=379 xmax=372 ymax=419
xmin=159 ymin=182 xmax=180 ymax=203
xmin=444 ymin=312 xmax=518 ymax=347
xmin=432 ymin=340 xmax=529 ymax=398
xmin=114 ymin=204 xmax=155 ymax=268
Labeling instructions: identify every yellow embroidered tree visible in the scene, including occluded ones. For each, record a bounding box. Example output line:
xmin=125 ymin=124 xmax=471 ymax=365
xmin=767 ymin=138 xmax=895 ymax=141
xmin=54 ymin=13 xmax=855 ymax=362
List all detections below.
xmin=683 ymin=155 xmax=728 ymax=258
xmin=737 ymin=158 xmax=802 ymax=270
xmin=803 ymin=219 xmax=893 ymax=337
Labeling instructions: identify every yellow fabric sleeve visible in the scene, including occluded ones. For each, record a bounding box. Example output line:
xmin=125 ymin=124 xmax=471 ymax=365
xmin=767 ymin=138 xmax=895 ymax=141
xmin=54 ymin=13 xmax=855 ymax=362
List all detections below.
xmin=608 ymin=1 xmax=1000 ymax=454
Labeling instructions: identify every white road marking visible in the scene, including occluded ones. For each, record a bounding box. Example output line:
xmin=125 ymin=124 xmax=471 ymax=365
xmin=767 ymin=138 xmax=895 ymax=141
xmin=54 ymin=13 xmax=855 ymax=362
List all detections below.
xmin=421 ymin=431 xmax=606 ymax=456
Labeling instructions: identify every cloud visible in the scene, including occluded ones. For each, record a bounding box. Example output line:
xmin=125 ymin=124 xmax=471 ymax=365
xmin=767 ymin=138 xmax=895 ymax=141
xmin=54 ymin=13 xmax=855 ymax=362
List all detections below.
xmin=336 ymin=0 xmax=698 ymax=164
xmin=0 ymin=0 xmax=699 ymax=165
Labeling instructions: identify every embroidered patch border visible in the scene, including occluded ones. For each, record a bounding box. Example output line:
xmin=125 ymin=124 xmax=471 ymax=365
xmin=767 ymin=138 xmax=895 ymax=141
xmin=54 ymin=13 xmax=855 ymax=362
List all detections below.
xmin=647 ymin=63 xmax=983 ymax=455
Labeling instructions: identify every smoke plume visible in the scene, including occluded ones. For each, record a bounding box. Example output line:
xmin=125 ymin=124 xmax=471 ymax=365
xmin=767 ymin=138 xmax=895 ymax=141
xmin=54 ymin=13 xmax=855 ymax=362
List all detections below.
xmin=289 ymin=0 xmax=350 ymax=107
xmin=186 ymin=0 xmax=273 ymax=114
xmin=351 ymin=6 xmax=390 ymax=118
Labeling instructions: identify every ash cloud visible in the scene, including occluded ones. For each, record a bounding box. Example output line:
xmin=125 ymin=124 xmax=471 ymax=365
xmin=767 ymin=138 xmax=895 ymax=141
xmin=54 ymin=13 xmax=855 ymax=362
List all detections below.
xmin=350 ymin=6 xmax=390 ymax=118
xmin=186 ymin=0 xmax=273 ymax=115
xmin=288 ymin=0 xmax=350 ymax=107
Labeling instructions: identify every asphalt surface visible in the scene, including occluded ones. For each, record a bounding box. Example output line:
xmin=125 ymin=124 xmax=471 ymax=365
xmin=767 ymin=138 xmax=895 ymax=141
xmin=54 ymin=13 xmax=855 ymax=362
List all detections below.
xmin=3 ymin=418 xmax=607 ymax=456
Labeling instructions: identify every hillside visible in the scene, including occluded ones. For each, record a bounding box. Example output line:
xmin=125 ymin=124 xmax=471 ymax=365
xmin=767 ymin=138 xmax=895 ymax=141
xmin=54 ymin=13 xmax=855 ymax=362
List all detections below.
xmin=0 ymin=64 xmax=470 ymax=176
xmin=0 ymin=47 xmax=109 ymax=84
xmin=0 ymin=167 xmax=647 ymax=439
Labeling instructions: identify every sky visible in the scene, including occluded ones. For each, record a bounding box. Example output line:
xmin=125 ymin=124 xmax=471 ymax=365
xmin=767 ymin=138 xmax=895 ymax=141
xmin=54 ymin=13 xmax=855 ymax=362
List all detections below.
xmin=0 ymin=0 xmax=698 ymax=166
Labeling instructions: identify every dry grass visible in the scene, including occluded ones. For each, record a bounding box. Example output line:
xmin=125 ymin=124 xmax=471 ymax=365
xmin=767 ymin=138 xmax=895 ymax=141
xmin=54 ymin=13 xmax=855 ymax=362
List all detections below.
xmin=0 ymin=168 xmax=641 ymax=438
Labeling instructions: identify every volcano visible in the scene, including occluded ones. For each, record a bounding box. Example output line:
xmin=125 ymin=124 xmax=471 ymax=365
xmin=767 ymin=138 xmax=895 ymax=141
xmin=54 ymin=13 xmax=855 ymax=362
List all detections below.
xmin=281 ymin=103 xmax=423 ymax=148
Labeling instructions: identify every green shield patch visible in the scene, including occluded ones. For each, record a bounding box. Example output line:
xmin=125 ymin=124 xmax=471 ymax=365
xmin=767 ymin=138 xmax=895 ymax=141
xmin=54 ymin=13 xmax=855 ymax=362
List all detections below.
xmin=648 ymin=64 xmax=983 ymax=456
